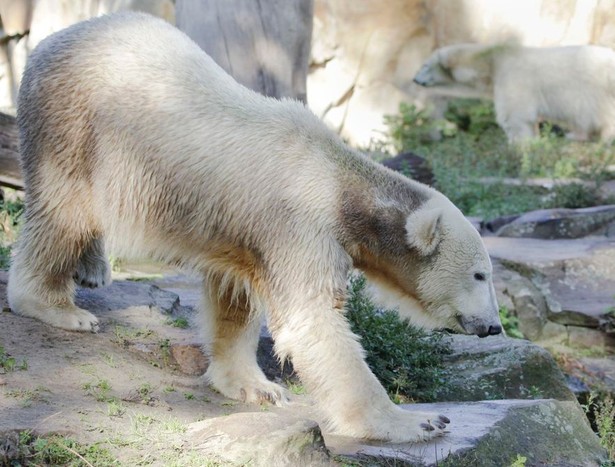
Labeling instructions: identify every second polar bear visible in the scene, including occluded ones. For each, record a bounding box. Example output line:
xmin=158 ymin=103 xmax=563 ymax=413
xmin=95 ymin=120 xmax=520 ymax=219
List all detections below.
xmin=9 ymin=13 xmax=501 ymax=443
xmin=413 ymin=43 xmax=615 ymax=143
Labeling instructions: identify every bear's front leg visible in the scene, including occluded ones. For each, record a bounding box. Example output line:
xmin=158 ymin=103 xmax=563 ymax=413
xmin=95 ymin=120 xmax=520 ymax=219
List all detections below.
xmin=269 ymin=290 xmax=450 ymax=443
xmin=200 ymin=275 xmax=290 ymax=405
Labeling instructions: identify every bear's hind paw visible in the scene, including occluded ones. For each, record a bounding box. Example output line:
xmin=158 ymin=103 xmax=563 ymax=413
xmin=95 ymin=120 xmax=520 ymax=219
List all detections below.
xmin=240 ymin=382 xmax=291 ymax=406
xmin=204 ymin=367 xmax=291 ymax=406
xmin=74 ymin=258 xmax=111 ymax=288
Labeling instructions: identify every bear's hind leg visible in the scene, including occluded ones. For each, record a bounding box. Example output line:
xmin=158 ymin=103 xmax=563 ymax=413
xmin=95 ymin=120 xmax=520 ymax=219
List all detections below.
xmin=74 ymin=235 xmax=111 ymax=288
xmin=8 ymin=218 xmax=100 ymax=332
xmin=201 ymin=275 xmax=289 ymax=405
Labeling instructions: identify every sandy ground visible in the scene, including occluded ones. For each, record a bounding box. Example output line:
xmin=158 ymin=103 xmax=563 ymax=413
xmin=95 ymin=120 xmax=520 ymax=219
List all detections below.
xmin=0 ymin=269 xmax=313 ymax=465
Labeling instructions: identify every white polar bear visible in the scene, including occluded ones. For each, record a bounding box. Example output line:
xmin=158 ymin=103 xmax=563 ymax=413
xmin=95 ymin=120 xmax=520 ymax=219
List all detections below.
xmin=9 ymin=13 xmax=501 ymax=443
xmin=413 ymin=43 xmax=615 ymax=143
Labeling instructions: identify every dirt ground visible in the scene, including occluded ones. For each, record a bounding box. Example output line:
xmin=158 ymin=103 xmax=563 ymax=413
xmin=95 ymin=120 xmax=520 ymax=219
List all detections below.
xmin=0 ymin=269 xmax=313 ymax=466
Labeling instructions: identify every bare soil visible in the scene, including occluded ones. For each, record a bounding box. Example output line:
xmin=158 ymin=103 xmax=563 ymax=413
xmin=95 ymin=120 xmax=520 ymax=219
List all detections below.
xmin=0 ymin=269 xmax=307 ymax=466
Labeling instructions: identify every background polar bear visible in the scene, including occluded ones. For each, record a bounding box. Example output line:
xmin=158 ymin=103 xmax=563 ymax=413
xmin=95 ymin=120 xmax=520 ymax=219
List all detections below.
xmin=413 ymin=42 xmax=615 ymax=143
xmin=9 ymin=12 xmax=501 ymax=443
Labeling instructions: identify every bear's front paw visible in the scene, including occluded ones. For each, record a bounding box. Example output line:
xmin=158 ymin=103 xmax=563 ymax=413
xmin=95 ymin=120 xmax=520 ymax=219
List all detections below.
xmin=46 ymin=307 xmax=100 ymax=332
xmin=339 ymin=407 xmax=451 ymax=443
xmin=390 ymin=409 xmax=450 ymax=443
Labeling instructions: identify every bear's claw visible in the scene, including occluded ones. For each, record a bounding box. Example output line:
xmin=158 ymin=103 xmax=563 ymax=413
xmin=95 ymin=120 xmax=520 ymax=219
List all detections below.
xmin=421 ymin=422 xmax=435 ymax=432
xmin=438 ymin=414 xmax=450 ymax=424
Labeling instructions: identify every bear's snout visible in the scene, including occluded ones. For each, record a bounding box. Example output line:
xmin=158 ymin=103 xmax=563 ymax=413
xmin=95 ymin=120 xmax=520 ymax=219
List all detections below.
xmin=458 ymin=315 xmax=503 ymax=338
xmin=476 ymin=324 xmax=503 ymax=338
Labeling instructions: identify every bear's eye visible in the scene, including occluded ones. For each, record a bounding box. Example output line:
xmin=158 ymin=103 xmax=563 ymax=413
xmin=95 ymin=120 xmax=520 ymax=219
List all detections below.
xmin=474 ymin=272 xmax=486 ymax=281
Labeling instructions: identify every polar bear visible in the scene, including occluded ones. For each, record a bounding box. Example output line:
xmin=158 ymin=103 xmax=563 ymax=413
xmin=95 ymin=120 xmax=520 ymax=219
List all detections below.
xmin=9 ymin=13 xmax=501 ymax=443
xmin=413 ymin=43 xmax=615 ymax=143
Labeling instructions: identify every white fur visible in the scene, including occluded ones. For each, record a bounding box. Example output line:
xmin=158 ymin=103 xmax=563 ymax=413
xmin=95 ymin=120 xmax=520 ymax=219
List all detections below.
xmin=9 ymin=12 xmax=500 ymax=443
xmin=414 ymin=43 xmax=615 ymax=143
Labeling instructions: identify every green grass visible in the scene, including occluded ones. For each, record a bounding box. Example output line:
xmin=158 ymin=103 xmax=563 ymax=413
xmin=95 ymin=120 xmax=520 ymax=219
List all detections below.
xmin=0 ymin=344 xmax=28 ymax=372
xmin=383 ymin=100 xmax=615 ymax=219
xmin=5 ymin=386 xmax=49 ymax=407
xmin=345 ymin=274 xmax=450 ymax=402
xmin=83 ymin=378 xmax=114 ymax=402
xmin=165 ymin=316 xmax=190 ymax=329
xmin=1 ymin=431 xmax=120 ymax=466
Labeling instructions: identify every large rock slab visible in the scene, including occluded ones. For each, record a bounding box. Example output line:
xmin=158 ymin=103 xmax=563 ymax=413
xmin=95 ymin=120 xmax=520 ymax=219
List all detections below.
xmin=187 ymin=412 xmax=330 ymax=466
xmin=485 ymin=236 xmax=615 ymax=336
xmin=330 ymin=400 xmax=607 ymax=466
xmin=495 ymin=205 xmax=615 ymax=239
xmin=436 ymin=335 xmax=575 ymax=402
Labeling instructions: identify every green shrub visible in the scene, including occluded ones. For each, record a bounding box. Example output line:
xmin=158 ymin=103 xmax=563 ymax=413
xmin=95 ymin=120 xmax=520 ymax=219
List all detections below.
xmin=546 ymin=183 xmax=600 ymax=209
xmin=594 ymin=396 xmax=615 ymax=461
xmin=384 ymin=99 xmax=615 ymax=218
xmin=444 ymin=98 xmax=499 ymax=136
xmin=0 ymin=192 xmax=24 ymax=269
xmin=345 ymin=274 xmax=450 ymax=402
xmin=499 ymin=306 xmax=524 ymax=339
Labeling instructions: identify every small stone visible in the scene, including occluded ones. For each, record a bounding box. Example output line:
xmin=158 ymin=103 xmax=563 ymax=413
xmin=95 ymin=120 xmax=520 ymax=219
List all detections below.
xmin=170 ymin=343 xmax=209 ymax=376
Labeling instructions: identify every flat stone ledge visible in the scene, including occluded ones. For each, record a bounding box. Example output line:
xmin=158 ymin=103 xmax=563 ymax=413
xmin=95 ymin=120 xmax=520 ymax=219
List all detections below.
xmin=329 ymin=399 xmax=607 ymax=466
xmin=187 ymin=412 xmax=331 ymax=466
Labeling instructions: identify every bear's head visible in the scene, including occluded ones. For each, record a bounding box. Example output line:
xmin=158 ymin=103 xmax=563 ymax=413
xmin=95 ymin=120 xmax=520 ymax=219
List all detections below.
xmin=413 ymin=43 xmax=494 ymax=94
xmin=360 ymin=193 xmax=501 ymax=338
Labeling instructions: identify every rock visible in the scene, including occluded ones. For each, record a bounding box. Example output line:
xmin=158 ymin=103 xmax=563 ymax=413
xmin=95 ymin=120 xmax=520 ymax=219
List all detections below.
xmin=495 ymin=205 xmax=615 ymax=239
xmin=187 ymin=412 xmax=330 ymax=466
xmin=170 ymin=343 xmax=208 ymax=376
xmin=485 ymin=236 xmax=615 ymax=339
xmin=75 ymin=280 xmax=188 ymax=316
xmin=436 ymin=335 xmax=575 ymax=402
xmin=493 ymin=260 xmax=548 ymax=340
xmin=482 ymin=213 xmax=521 ymax=234
xmin=380 ymin=151 xmax=435 ymax=186
xmin=331 ymin=400 xmax=607 ymax=466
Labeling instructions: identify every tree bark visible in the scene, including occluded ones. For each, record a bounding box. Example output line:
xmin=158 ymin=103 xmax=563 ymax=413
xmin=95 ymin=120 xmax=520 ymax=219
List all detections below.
xmin=0 ymin=112 xmax=22 ymax=190
xmin=176 ymin=0 xmax=313 ymax=103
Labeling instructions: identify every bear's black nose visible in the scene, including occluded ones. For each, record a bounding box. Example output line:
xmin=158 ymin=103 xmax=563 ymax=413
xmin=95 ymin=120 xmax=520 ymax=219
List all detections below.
xmin=488 ymin=325 xmax=502 ymax=335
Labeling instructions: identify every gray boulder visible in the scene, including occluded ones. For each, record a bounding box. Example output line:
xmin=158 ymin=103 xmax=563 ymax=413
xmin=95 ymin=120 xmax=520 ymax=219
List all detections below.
xmin=495 ymin=205 xmax=615 ymax=239
xmin=436 ymin=335 xmax=575 ymax=402
xmin=485 ymin=236 xmax=615 ymax=338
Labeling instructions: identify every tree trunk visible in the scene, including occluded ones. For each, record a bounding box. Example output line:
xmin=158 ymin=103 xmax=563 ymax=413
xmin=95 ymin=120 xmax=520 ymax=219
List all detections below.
xmin=0 ymin=112 xmax=22 ymax=190
xmin=176 ymin=0 xmax=313 ymax=103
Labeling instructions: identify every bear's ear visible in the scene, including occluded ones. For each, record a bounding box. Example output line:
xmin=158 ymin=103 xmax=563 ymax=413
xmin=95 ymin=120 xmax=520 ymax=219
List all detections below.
xmin=405 ymin=208 xmax=443 ymax=255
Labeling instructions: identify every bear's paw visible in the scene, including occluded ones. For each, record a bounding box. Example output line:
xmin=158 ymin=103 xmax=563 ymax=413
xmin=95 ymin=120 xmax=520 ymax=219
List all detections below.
xmin=389 ymin=410 xmax=450 ymax=442
xmin=74 ymin=256 xmax=111 ymax=288
xmin=204 ymin=364 xmax=291 ymax=406
xmin=350 ymin=407 xmax=451 ymax=443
